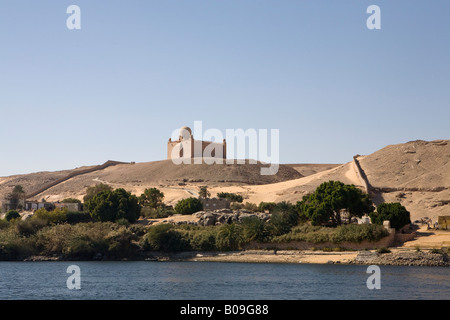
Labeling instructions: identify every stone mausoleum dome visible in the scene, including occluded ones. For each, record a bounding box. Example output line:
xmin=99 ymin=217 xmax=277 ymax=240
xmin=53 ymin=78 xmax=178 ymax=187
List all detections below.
xmin=179 ymin=126 xmax=192 ymax=140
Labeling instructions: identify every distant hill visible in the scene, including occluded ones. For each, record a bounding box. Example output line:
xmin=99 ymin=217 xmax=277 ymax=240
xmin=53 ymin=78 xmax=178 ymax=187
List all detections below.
xmin=209 ymin=140 xmax=450 ymax=223
xmin=359 ymin=140 xmax=450 ymax=190
xmin=0 ymin=159 xmax=303 ymax=205
xmin=1 ymin=140 xmax=449 ymax=223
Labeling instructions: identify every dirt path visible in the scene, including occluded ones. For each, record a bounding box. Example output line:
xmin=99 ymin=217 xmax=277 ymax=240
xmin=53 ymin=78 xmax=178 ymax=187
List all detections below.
xmin=401 ymin=226 xmax=450 ymax=249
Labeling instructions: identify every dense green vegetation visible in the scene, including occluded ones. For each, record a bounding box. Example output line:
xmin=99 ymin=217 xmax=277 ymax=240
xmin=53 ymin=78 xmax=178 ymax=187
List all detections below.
xmin=138 ymin=188 xmax=165 ymax=208
xmin=369 ymin=202 xmax=411 ymax=230
xmin=85 ymin=188 xmax=140 ymax=223
xmin=5 ymin=210 xmax=20 ymax=221
xmin=0 ymin=182 xmax=394 ymax=260
xmin=217 ymin=192 xmax=244 ymax=203
xmin=296 ymin=181 xmax=374 ymax=226
xmin=0 ymin=217 xmax=389 ymax=260
xmin=174 ymin=197 xmax=203 ymax=215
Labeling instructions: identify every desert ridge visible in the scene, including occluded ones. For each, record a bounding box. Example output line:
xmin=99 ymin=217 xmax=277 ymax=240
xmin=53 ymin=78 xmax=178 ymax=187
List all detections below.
xmin=0 ymin=140 xmax=449 ymax=223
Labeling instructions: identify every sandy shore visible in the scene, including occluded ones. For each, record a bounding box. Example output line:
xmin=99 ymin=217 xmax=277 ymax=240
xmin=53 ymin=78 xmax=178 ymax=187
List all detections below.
xmin=149 ymin=247 xmax=449 ymax=267
xmin=188 ymin=250 xmax=358 ymax=264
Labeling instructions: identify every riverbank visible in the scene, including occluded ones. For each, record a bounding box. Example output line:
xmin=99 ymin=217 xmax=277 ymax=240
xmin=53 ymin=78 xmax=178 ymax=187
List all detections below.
xmin=143 ymin=247 xmax=450 ymax=267
xmin=12 ymin=247 xmax=450 ymax=266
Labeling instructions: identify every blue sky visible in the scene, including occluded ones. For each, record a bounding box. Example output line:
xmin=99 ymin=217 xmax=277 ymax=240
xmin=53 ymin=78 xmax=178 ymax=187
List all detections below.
xmin=0 ymin=1 xmax=449 ymax=176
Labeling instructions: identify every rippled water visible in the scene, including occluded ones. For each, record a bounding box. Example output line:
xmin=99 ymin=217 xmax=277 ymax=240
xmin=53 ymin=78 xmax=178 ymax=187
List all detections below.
xmin=0 ymin=261 xmax=448 ymax=300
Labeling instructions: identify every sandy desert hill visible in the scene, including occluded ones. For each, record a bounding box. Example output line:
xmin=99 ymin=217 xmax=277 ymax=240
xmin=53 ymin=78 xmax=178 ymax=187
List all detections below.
xmin=1 ymin=140 xmax=449 ymax=223
xmin=0 ymin=160 xmax=303 ymax=205
xmin=209 ymin=140 xmax=450 ymax=222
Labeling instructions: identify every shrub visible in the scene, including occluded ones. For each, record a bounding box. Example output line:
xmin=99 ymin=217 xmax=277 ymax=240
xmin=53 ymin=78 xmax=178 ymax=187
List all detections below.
xmin=330 ymin=224 xmax=389 ymax=243
xmin=66 ymin=211 xmax=92 ymax=224
xmin=274 ymin=201 xmax=294 ymax=213
xmin=267 ymin=207 xmax=299 ymax=237
xmin=115 ymin=218 xmax=130 ymax=226
xmin=189 ymin=230 xmax=217 ymax=251
xmin=242 ymin=202 xmax=258 ymax=212
xmin=272 ymin=223 xmax=389 ymax=244
xmin=60 ymin=223 xmax=112 ymax=259
xmin=217 ymin=192 xmax=243 ymax=203
xmin=0 ymin=219 xmax=9 ymax=230
xmin=215 ymin=223 xmax=243 ymax=251
xmin=16 ymin=219 xmax=47 ymax=236
xmin=174 ymin=225 xmax=217 ymax=251
xmin=0 ymin=229 xmax=37 ymax=259
xmin=61 ymin=198 xmax=81 ymax=204
xmin=230 ymin=203 xmax=244 ymax=210
xmin=240 ymin=216 xmax=270 ymax=243
xmin=141 ymin=224 xmax=190 ymax=252
xmin=5 ymin=210 xmax=21 ymax=221
xmin=32 ymin=208 xmax=68 ymax=225
xmin=141 ymin=206 xmax=172 ymax=219
xmin=258 ymin=202 xmax=277 ymax=213
xmin=377 ymin=247 xmax=391 ymax=254
xmin=105 ymin=226 xmax=140 ymax=258
xmin=35 ymin=224 xmax=74 ymax=255
xmin=33 ymin=222 xmax=140 ymax=259
xmin=267 ymin=212 xmax=292 ymax=236
xmin=174 ymin=197 xmax=203 ymax=215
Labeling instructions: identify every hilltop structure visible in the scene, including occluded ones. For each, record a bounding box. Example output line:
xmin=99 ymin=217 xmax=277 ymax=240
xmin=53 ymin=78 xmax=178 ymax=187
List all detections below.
xmin=167 ymin=126 xmax=226 ymax=161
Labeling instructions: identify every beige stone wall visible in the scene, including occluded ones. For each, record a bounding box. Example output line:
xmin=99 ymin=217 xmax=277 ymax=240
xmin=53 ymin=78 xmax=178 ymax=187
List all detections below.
xmin=167 ymin=138 xmax=226 ymax=160
xmin=201 ymin=198 xmax=230 ymax=210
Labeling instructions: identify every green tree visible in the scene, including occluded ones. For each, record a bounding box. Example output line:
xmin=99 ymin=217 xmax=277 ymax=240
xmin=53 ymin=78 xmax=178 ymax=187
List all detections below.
xmin=267 ymin=210 xmax=299 ymax=236
xmin=86 ymin=188 xmax=140 ymax=223
xmin=217 ymin=192 xmax=244 ymax=203
xmin=241 ymin=216 xmax=270 ymax=242
xmin=139 ymin=188 xmax=165 ymax=208
xmin=83 ymin=183 xmax=113 ymax=203
xmin=215 ymin=223 xmax=243 ymax=251
xmin=297 ymin=181 xmax=374 ymax=226
xmin=369 ymin=202 xmax=411 ymax=230
xmin=174 ymin=197 xmax=203 ymax=215
xmin=5 ymin=210 xmax=21 ymax=221
xmin=198 ymin=186 xmax=211 ymax=199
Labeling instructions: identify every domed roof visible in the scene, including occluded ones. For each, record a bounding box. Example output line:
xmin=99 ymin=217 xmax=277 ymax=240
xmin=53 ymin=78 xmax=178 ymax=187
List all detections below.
xmin=179 ymin=126 xmax=192 ymax=140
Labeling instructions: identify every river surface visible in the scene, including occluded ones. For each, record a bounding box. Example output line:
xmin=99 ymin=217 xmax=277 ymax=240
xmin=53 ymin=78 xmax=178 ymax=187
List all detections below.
xmin=0 ymin=261 xmax=448 ymax=300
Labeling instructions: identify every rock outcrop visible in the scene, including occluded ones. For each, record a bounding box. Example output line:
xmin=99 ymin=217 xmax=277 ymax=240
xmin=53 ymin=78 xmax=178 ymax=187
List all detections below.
xmin=354 ymin=250 xmax=450 ymax=267
xmin=192 ymin=209 xmax=270 ymax=226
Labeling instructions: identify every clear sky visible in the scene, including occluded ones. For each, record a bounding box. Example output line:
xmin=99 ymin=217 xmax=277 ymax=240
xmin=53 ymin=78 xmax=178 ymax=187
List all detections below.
xmin=0 ymin=1 xmax=449 ymax=176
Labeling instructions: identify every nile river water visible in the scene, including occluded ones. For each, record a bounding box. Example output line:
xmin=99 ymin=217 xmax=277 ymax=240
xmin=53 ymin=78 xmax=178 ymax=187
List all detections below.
xmin=0 ymin=261 xmax=448 ymax=300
